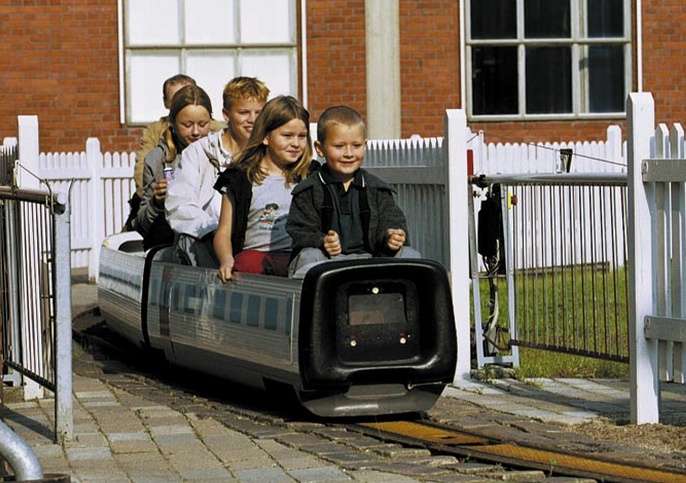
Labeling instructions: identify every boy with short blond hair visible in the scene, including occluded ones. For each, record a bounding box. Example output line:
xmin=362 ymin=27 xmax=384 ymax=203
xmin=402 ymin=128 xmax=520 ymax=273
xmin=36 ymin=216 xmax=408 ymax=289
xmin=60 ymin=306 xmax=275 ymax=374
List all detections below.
xmin=287 ymin=105 xmax=418 ymax=277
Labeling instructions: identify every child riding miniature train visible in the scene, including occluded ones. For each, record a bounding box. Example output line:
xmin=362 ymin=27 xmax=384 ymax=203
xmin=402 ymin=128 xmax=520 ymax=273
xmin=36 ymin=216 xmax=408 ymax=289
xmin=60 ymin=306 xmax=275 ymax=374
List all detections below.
xmin=126 ymin=75 xmax=420 ymax=280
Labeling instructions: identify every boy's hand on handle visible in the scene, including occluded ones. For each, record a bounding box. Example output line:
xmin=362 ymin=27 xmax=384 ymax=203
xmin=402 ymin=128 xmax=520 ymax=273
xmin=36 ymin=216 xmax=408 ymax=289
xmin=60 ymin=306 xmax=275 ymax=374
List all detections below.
xmin=152 ymin=180 xmax=168 ymax=206
xmin=386 ymin=228 xmax=406 ymax=251
xmin=217 ymin=256 xmax=235 ymax=283
xmin=323 ymin=230 xmax=342 ymax=257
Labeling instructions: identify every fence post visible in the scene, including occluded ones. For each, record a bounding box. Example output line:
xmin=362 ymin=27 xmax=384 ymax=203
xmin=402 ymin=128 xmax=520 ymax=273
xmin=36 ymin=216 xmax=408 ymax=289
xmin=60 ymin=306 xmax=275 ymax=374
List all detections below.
xmin=627 ymin=92 xmax=659 ymax=424
xmin=16 ymin=116 xmax=43 ymax=401
xmin=444 ymin=109 xmax=471 ymax=381
xmin=53 ymin=192 xmax=73 ymax=441
xmin=87 ymin=138 xmax=104 ymax=282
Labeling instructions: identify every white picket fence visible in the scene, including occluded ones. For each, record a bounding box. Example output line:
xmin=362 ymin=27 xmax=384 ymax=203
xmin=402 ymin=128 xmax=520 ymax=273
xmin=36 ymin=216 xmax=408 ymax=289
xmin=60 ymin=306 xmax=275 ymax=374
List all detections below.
xmin=13 ymin=116 xmax=136 ymax=280
xmin=9 ymin=114 xmax=628 ymax=280
xmin=627 ymin=92 xmax=686 ymax=424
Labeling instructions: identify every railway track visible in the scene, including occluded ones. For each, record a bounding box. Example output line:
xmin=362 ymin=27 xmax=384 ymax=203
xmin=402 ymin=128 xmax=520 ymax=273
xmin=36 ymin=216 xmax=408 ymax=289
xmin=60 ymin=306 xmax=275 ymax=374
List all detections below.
xmin=354 ymin=420 xmax=686 ymax=483
xmin=74 ymin=310 xmax=686 ymax=482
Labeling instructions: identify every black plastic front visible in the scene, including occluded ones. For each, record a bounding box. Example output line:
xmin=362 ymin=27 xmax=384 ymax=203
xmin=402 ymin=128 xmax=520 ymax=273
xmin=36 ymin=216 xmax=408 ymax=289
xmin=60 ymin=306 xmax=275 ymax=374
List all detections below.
xmin=298 ymin=258 xmax=457 ymax=389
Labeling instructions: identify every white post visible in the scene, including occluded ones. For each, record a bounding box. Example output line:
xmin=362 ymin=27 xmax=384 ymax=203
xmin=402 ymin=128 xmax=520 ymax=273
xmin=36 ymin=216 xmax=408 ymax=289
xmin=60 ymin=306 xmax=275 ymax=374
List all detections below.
xmin=16 ymin=116 xmax=44 ymax=401
xmin=444 ymin=109 xmax=471 ymax=381
xmin=627 ymin=92 xmax=659 ymax=424
xmin=87 ymin=138 xmax=104 ymax=282
xmin=365 ymin=0 xmax=401 ymax=138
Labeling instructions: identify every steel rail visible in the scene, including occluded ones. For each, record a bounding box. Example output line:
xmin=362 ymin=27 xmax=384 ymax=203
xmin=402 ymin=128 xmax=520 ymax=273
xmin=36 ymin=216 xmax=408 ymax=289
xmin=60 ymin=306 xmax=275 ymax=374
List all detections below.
xmin=356 ymin=420 xmax=686 ymax=483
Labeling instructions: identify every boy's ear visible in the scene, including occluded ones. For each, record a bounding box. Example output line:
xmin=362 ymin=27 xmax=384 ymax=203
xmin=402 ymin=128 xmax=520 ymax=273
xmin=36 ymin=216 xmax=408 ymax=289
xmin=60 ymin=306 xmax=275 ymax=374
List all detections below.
xmin=313 ymin=140 xmax=324 ymax=157
xmin=222 ymin=109 xmax=229 ymax=122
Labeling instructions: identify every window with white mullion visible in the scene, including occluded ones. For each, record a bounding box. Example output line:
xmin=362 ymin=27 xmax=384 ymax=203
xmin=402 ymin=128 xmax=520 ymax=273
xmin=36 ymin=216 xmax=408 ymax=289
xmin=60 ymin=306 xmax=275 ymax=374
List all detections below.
xmin=467 ymin=0 xmax=631 ymax=120
xmin=123 ymin=0 xmax=298 ymax=125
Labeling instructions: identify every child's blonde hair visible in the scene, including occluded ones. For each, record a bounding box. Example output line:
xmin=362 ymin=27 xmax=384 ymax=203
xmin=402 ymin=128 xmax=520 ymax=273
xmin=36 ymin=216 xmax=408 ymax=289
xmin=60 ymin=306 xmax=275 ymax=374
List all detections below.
xmin=316 ymin=105 xmax=366 ymax=144
xmin=222 ymin=76 xmax=270 ymax=111
xmin=234 ymin=96 xmax=312 ymax=185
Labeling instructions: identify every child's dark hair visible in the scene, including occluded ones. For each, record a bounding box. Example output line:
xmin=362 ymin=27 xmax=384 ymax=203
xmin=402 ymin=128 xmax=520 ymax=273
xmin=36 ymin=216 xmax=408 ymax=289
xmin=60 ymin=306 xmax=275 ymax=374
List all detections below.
xmin=162 ymin=74 xmax=196 ymax=103
xmin=317 ymin=106 xmax=366 ymax=144
xmin=235 ymin=95 xmax=313 ymax=185
xmin=163 ymin=84 xmax=212 ymax=161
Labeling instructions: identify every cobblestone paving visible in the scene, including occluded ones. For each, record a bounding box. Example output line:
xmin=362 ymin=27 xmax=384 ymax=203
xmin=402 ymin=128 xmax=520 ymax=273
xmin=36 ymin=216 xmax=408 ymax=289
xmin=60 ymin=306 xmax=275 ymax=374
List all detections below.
xmin=59 ymin=310 xmax=570 ymax=482
xmin=2 ymin=283 xmax=682 ymax=482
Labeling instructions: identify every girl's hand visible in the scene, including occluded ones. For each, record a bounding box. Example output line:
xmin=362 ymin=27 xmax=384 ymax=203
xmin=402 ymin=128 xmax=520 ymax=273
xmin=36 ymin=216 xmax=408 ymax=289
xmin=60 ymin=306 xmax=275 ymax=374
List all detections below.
xmin=152 ymin=180 xmax=168 ymax=206
xmin=323 ymin=230 xmax=342 ymax=256
xmin=217 ymin=257 xmax=235 ymax=283
xmin=386 ymin=228 xmax=406 ymax=251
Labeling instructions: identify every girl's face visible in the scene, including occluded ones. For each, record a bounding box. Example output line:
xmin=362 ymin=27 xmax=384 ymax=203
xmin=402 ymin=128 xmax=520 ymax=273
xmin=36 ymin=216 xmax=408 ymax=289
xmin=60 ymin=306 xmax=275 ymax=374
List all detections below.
xmin=263 ymin=118 xmax=308 ymax=167
xmin=174 ymin=104 xmax=211 ymax=148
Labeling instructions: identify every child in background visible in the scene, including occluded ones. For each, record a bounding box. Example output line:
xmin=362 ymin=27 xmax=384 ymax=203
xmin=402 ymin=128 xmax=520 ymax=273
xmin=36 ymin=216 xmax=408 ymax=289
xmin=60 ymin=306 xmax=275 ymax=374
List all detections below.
xmin=287 ymin=105 xmax=419 ymax=277
xmin=132 ymin=85 xmax=213 ymax=249
xmin=213 ymin=96 xmax=315 ymax=282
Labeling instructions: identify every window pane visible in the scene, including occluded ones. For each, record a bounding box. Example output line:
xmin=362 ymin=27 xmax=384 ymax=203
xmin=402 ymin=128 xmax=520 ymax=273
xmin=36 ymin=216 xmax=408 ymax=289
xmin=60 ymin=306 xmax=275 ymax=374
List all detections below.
xmin=185 ymin=0 xmax=236 ymax=45
xmin=525 ymin=0 xmax=570 ymax=38
xmin=186 ymin=52 xmax=236 ymax=115
xmin=588 ymin=45 xmax=624 ymax=112
xmin=127 ymin=0 xmax=180 ymax=45
xmin=128 ymin=52 xmax=180 ymax=123
xmin=587 ymin=0 xmax=623 ymax=37
xmin=240 ymin=50 xmax=296 ymax=97
xmin=240 ymin=0 xmax=294 ymax=44
xmin=525 ymin=47 xmax=571 ymax=113
xmin=471 ymin=46 xmax=518 ymax=115
xmin=470 ymin=0 xmax=516 ymax=39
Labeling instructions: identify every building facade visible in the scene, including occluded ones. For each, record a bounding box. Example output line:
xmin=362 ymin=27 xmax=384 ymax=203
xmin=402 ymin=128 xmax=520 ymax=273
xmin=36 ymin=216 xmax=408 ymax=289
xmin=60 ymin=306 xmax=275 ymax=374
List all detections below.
xmin=1 ymin=0 xmax=684 ymax=153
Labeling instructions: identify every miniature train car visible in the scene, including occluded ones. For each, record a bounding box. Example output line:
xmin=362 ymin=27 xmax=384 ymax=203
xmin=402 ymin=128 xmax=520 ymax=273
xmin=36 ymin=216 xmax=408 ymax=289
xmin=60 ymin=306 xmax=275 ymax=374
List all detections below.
xmin=97 ymin=232 xmax=457 ymax=417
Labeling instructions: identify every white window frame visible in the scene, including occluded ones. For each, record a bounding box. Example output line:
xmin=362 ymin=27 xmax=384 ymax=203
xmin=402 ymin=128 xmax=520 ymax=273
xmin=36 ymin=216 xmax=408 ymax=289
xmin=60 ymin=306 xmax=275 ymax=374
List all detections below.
xmin=117 ymin=0 xmax=306 ymax=126
xmin=465 ymin=0 xmax=632 ymax=121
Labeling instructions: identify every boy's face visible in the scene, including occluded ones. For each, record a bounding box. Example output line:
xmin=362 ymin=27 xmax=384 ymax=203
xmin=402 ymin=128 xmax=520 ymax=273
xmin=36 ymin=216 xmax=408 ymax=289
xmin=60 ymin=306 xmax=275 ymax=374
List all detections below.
xmin=223 ymin=97 xmax=265 ymax=144
xmin=316 ymin=122 xmax=366 ymax=181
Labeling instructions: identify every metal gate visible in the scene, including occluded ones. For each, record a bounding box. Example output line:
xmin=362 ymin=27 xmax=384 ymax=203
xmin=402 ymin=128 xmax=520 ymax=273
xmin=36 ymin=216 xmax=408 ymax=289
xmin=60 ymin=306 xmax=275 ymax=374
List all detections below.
xmin=471 ymin=173 xmax=630 ymax=365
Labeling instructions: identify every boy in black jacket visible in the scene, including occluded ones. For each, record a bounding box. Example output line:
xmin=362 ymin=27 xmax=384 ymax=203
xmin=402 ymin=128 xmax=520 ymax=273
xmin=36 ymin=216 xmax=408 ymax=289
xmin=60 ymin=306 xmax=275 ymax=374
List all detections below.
xmin=287 ymin=106 xmax=419 ymax=277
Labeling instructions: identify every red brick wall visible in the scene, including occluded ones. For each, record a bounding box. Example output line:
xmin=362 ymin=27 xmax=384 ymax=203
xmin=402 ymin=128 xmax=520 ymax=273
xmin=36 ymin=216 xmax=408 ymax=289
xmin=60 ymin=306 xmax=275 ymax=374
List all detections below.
xmin=399 ymin=0 xmax=461 ymax=138
xmin=642 ymin=0 xmax=686 ymax=125
xmin=2 ymin=1 xmax=683 ymax=152
xmin=0 ymin=1 xmax=140 ymax=153
xmin=306 ymin=0 xmax=367 ymax=123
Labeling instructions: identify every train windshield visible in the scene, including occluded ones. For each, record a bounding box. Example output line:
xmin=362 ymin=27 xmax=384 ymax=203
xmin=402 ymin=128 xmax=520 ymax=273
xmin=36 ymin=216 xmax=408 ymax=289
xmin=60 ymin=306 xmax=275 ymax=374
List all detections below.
xmin=348 ymin=293 xmax=406 ymax=326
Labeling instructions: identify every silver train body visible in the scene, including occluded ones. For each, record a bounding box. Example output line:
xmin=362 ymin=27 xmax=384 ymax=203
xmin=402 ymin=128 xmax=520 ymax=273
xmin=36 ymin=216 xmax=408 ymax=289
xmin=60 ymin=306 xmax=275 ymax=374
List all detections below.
xmin=98 ymin=232 xmax=457 ymax=417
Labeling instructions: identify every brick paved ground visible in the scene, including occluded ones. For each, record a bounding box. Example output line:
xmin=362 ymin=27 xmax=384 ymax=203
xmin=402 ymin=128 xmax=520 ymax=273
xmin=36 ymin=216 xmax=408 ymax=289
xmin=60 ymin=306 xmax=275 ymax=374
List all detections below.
xmin=1 ymin=282 xmax=684 ymax=481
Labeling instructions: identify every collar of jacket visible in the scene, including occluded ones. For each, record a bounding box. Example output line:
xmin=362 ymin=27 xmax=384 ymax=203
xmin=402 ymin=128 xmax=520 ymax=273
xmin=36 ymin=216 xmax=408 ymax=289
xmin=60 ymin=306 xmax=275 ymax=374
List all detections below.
xmin=317 ymin=164 xmax=365 ymax=188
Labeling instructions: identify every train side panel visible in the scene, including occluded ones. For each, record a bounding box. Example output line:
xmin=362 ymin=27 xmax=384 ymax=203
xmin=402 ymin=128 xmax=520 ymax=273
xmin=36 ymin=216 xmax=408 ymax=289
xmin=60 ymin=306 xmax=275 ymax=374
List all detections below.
xmin=97 ymin=239 xmax=146 ymax=347
xmin=146 ymin=262 xmax=303 ymax=389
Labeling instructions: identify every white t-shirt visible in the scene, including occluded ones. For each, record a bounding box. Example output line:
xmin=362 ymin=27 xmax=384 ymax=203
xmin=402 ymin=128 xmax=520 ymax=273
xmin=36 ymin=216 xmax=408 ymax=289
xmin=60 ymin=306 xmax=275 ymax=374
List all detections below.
xmin=243 ymin=175 xmax=294 ymax=252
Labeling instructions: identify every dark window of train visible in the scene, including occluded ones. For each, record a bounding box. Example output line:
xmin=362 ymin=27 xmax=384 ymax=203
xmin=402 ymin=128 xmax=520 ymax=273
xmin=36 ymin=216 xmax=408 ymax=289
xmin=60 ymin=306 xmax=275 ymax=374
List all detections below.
xmin=213 ymin=290 xmax=226 ymax=320
xmin=285 ymin=297 xmax=292 ymax=336
xmin=229 ymin=292 xmax=243 ymax=324
xmin=149 ymin=279 xmax=159 ymax=303
xmin=246 ymin=295 xmax=261 ymax=327
xmin=184 ymin=285 xmax=197 ymax=314
xmin=264 ymin=298 xmax=279 ymax=331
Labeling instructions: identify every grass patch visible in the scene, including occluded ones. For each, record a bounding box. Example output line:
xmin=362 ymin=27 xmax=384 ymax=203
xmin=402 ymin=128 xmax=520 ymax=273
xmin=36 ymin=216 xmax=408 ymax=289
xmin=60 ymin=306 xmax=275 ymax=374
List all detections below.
xmin=473 ymin=265 xmax=630 ymax=379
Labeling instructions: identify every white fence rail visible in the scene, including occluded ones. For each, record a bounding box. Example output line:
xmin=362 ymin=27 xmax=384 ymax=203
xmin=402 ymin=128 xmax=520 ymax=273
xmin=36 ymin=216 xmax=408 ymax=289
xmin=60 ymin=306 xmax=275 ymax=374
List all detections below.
xmin=11 ymin=115 xmax=628 ymax=282
xmin=14 ymin=117 xmax=135 ymax=279
xmin=628 ymin=92 xmax=686 ymax=424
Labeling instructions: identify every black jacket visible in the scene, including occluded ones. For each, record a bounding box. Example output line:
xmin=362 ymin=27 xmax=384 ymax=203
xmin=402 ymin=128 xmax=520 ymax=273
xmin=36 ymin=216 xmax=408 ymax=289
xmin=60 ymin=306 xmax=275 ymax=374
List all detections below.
xmin=286 ymin=167 xmax=408 ymax=258
xmin=213 ymin=161 xmax=319 ymax=255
